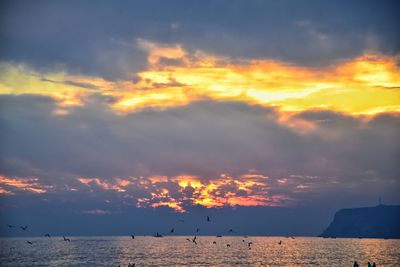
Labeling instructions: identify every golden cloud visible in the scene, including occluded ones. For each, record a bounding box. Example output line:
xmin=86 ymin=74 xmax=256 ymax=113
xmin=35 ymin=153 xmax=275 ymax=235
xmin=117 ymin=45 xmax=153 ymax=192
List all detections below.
xmin=1 ymin=40 xmax=399 ymax=116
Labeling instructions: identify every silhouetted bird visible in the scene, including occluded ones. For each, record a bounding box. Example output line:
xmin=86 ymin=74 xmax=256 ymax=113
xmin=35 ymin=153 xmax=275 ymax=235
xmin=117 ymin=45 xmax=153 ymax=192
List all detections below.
xmin=226 ymin=244 xmax=230 ymax=247
xmin=131 ymin=235 xmax=135 ymax=239
xmin=278 ymin=240 xmax=282 ymax=245
xmin=207 ymin=216 xmax=210 ymax=222
xmin=63 ymin=236 xmax=70 ymax=242
xmin=170 ymin=228 xmax=174 ymax=233
xmin=242 ymin=239 xmax=245 ymax=242
xmin=186 ymin=238 xmax=191 ymax=242
xmin=7 ymin=224 xmax=15 ymax=228
xmin=192 ymin=236 xmax=197 ymax=245
xmin=20 ymin=226 xmax=28 ymax=231
xmin=196 ymin=228 xmax=200 ymax=233
xmin=213 ymin=241 xmax=217 ymax=244
xmin=26 ymin=241 xmax=33 ymax=245
xmin=45 ymin=233 xmax=51 ymax=238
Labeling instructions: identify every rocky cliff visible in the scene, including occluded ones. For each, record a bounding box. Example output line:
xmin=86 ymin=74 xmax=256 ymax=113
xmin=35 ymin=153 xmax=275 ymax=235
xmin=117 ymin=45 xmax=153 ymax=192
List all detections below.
xmin=319 ymin=205 xmax=400 ymax=238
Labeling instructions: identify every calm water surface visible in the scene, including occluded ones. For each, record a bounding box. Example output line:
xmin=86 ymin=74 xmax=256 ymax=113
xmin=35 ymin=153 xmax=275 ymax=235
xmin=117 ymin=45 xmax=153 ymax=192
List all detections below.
xmin=1 ymin=236 xmax=399 ymax=266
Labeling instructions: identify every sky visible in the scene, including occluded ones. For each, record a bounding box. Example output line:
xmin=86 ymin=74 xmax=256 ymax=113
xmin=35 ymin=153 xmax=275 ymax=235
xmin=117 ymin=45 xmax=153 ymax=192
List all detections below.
xmin=0 ymin=0 xmax=399 ymax=237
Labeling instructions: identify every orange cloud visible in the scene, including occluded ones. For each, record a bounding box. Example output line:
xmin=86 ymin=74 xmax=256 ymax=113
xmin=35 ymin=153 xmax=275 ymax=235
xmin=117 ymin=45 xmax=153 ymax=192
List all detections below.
xmin=139 ymin=172 xmax=288 ymax=212
xmin=74 ymin=171 xmax=291 ymax=212
xmin=1 ymin=40 xmax=398 ymax=117
xmin=113 ymin=40 xmax=400 ymax=115
xmin=78 ymin=177 xmax=128 ymax=193
xmin=0 ymin=175 xmax=49 ymax=194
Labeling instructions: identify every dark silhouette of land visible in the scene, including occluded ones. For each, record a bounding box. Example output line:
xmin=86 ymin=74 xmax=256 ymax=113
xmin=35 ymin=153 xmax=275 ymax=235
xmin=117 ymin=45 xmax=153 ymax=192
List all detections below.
xmin=319 ymin=205 xmax=400 ymax=239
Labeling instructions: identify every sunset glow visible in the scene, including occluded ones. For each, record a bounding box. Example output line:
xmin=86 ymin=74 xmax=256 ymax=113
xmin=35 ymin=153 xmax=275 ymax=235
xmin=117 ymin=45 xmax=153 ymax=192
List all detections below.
xmin=1 ymin=41 xmax=399 ymax=117
xmin=73 ymin=172 xmax=294 ymax=212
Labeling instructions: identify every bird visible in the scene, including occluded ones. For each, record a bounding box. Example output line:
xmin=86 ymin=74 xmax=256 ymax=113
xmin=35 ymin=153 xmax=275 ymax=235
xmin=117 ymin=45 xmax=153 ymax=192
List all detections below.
xmin=186 ymin=238 xmax=191 ymax=242
xmin=212 ymin=241 xmax=217 ymax=244
xmin=226 ymin=244 xmax=231 ymax=247
xmin=63 ymin=236 xmax=70 ymax=242
xmin=26 ymin=241 xmax=33 ymax=245
xmin=7 ymin=224 xmax=15 ymax=228
xmin=170 ymin=228 xmax=174 ymax=233
xmin=278 ymin=240 xmax=282 ymax=245
xmin=196 ymin=228 xmax=200 ymax=233
xmin=45 ymin=233 xmax=51 ymax=238
xmin=192 ymin=236 xmax=197 ymax=245
xmin=228 ymin=229 xmax=235 ymax=233
xmin=207 ymin=216 xmax=210 ymax=222
xmin=131 ymin=235 xmax=135 ymax=239
xmin=20 ymin=226 xmax=28 ymax=231
xmin=242 ymin=239 xmax=245 ymax=242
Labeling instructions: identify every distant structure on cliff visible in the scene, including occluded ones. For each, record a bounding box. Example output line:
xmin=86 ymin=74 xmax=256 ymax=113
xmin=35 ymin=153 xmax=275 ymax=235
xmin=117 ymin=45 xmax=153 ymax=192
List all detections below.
xmin=319 ymin=205 xmax=400 ymax=239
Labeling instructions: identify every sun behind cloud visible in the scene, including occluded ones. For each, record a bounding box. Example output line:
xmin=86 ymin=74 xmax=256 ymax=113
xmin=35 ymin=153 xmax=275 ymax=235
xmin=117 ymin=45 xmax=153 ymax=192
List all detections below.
xmin=1 ymin=39 xmax=399 ymax=117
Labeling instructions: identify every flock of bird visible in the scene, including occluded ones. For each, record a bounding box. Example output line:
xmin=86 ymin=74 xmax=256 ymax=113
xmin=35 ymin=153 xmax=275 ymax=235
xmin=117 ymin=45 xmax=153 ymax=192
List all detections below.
xmin=6 ymin=215 xmax=289 ymax=266
xmin=6 ymin=223 xmax=72 ymax=245
xmin=6 ymin=215 xmax=288 ymax=247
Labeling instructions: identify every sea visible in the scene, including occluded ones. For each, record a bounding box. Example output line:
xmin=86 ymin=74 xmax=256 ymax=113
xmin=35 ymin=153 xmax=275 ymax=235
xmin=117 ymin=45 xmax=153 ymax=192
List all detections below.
xmin=0 ymin=236 xmax=399 ymax=266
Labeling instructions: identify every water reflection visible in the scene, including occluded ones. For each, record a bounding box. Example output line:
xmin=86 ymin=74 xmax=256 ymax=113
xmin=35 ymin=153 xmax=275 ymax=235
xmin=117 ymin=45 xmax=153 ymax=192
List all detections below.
xmin=0 ymin=236 xmax=399 ymax=266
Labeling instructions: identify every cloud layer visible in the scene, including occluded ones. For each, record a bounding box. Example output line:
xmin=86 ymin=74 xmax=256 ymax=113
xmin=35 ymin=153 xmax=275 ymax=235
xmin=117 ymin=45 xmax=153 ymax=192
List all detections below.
xmin=1 ymin=96 xmax=399 ymax=212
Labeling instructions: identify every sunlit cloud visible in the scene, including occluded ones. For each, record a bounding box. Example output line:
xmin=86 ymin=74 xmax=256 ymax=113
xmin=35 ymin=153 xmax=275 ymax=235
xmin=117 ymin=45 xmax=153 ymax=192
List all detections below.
xmin=1 ymin=40 xmax=399 ymax=117
xmin=75 ymin=172 xmax=293 ymax=212
xmin=77 ymin=177 xmax=128 ymax=193
xmin=0 ymin=175 xmax=50 ymax=194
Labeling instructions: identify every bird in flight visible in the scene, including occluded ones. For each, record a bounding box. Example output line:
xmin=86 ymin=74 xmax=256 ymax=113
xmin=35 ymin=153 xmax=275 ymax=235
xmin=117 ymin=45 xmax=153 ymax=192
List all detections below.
xmin=20 ymin=226 xmax=28 ymax=231
xmin=131 ymin=235 xmax=135 ymax=239
xmin=63 ymin=236 xmax=71 ymax=242
xmin=207 ymin=216 xmax=210 ymax=222
xmin=226 ymin=244 xmax=231 ymax=247
xmin=26 ymin=241 xmax=33 ymax=245
xmin=192 ymin=236 xmax=197 ymax=245
xmin=170 ymin=228 xmax=174 ymax=233
xmin=196 ymin=228 xmax=200 ymax=233
xmin=213 ymin=241 xmax=217 ymax=244
xmin=45 ymin=233 xmax=51 ymax=238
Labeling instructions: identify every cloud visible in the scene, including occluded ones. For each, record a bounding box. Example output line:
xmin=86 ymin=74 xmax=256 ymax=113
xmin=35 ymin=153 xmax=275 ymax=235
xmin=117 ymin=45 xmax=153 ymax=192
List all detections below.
xmin=0 ymin=95 xmax=399 ymax=212
xmin=1 ymin=0 xmax=399 ymax=80
xmin=1 ymin=46 xmax=399 ymax=115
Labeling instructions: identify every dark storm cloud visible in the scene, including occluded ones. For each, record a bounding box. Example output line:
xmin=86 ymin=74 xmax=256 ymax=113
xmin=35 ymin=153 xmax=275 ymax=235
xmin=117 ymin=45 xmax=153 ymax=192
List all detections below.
xmin=1 ymin=0 xmax=399 ymax=79
xmin=0 ymin=95 xmax=399 ymax=208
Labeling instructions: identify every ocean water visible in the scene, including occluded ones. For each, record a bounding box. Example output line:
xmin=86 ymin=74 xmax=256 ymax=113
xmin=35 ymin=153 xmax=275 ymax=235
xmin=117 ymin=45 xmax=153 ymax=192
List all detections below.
xmin=0 ymin=236 xmax=399 ymax=266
